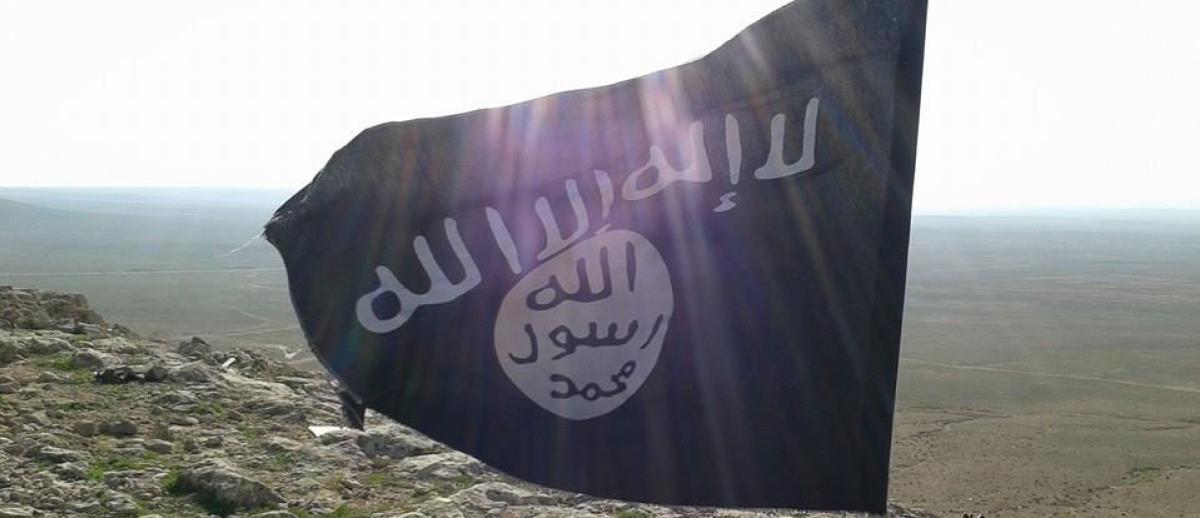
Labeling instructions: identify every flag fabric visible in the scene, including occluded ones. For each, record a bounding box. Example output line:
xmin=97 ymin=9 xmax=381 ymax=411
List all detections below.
xmin=265 ymin=0 xmax=927 ymax=513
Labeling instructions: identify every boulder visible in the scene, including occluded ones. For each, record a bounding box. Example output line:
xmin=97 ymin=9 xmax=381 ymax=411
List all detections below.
xmin=145 ymin=439 xmax=174 ymax=454
xmin=356 ymin=427 xmax=441 ymax=460
xmin=0 ymin=337 xmax=17 ymax=364
xmin=143 ymin=365 xmax=169 ymax=382
xmin=37 ymin=371 xmax=66 ymax=383
xmin=72 ymin=421 xmax=99 ymax=437
xmin=441 ymin=482 xmax=557 ymax=514
xmin=264 ymin=436 xmax=303 ymax=453
xmin=34 ymin=445 xmax=88 ymax=464
xmin=176 ymin=459 xmax=284 ymax=511
xmin=91 ymin=337 xmax=142 ymax=354
xmin=99 ymin=419 xmax=139 ymax=437
xmin=71 ymin=348 xmax=114 ymax=369
xmin=177 ymin=336 xmax=211 ymax=357
xmin=50 ymin=462 xmax=88 ymax=480
xmin=397 ymin=452 xmax=485 ymax=481
xmin=155 ymin=390 xmax=199 ymax=406
xmin=19 ymin=336 xmax=73 ymax=355
xmin=167 ymin=362 xmax=213 ymax=384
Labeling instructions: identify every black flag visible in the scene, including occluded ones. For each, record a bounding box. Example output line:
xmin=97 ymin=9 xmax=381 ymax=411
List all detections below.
xmin=265 ymin=0 xmax=926 ymax=513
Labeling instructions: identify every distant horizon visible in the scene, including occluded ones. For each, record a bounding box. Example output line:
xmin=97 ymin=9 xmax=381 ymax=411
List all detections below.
xmin=1 ymin=184 xmax=1197 ymax=216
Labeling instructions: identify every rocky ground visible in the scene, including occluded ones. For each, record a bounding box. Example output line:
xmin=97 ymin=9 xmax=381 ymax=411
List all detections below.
xmin=0 ymin=286 xmax=937 ymax=518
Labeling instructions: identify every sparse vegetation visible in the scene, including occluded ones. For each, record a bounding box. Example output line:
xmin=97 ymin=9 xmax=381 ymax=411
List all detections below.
xmin=191 ymin=400 xmax=228 ymax=417
xmin=1122 ymin=466 xmax=1163 ymax=486
xmin=87 ymin=454 xmax=160 ymax=481
xmin=28 ymin=354 xmax=79 ymax=372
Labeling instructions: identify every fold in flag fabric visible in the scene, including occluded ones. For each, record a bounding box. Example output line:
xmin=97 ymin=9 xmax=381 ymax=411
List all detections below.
xmin=265 ymin=0 xmax=927 ymax=513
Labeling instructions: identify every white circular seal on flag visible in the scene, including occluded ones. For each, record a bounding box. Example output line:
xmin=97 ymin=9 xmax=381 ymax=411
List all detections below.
xmin=494 ymin=230 xmax=673 ymax=420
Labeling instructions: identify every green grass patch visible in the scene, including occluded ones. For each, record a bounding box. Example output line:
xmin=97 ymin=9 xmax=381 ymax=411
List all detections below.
xmin=28 ymin=354 xmax=81 ymax=372
xmin=86 ymin=454 xmax=161 ymax=481
xmin=191 ymin=401 xmax=227 ymax=417
xmin=59 ymin=400 xmax=100 ymax=411
xmin=1122 ymin=466 xmax=1163 ymax=485
xmin=263 ymin=452 xmax=295 ymax=472
xmin=160 ymin=469 xmax=182 ymax=493
xmin=238 ymin=424 xmax=263 ymax=441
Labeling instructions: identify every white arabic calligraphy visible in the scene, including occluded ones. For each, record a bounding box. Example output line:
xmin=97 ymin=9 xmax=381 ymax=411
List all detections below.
xmin=354 ymin=98 xmax=820 ymax=334
xmin=355 ymin=218 xmax=482 ymax=333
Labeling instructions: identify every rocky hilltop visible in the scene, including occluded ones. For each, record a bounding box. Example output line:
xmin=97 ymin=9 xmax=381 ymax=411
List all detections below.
xmin=0 ymin=287 xmax=936 ymax=518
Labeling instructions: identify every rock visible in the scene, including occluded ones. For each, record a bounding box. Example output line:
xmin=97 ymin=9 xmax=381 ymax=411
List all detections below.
xmin=36 ymin=371 xmax=65 ymax=383
xmin=34 ymin=445 xmax=87 ymax=463
xmin=102 ymin=490 xmax=140 ymax=517
xmin=71 ymin=348 xmax=113 ymax=369
xmin=0 ymin=338 xmax=17 ymax=364
xmin=100 ymin=419 xmax=139 ymax=436
xmin=264 ymin=436 xmax=303 ymax=453
xmin=72 ymin=421 xmax=99 ymax=437
xmin=23 ymin=411 xmax=50 ymax=426
xmin=20 ymin=336 xmax=73 ymax=355
xmin=50 ymin=462 xmax=88 ymax=480
xmin=415 ymin=497 xmax=467 ymax=518
xmin=68 ymin=500 xmax=102 ymax=514
xmin=167 ymin=362 xmax=212 ymax=384
xmin=201 ymin=435 xmax=224 ymax=448
xmin=182 ymin=437 xmax=201 ymax=454
xmin=243 ymin=396 xmax=298 ymax=416
xmin=397 ymin=452 xmax=485 ymax=481
xmin=168 ymin=415 xmax=200 ymax=427
xmin=155 ymin=390 xmax=199 ymax=406
xmin=145 ymin=439 xmax=174 ymax=454
xmin=0 ymin=507 xmax=35 ymax=518
xmin=316 ymin=428 xmax=365 ymax=446
xmin=92 ymin=337 xmax=142 ymax=354
xmin=439 ymin=482 xmax=557 ymax=514
xmin=177 ymin=336 xmax=211 ymax=357
xmin=356 ymin=427 xmax=441 ymax=460
xmin=176 ymin=459 xmax=284 ymax=510
xmin=254 ymin=512 xmax=300 ymax=518
xmin=102 ymin=469 xmax=169 ymax=499
xmin=143 ymin=364 xmax=169 ymax=382
xmin=0 ymin=383 xmax=17 ymax=394
xmin=472 ymin=482 xmax=557 ymax=507
xmin=492 ymin=506 xmax=607 ymax=518
xmin=149 ymin=422 xmax=173 ymax=441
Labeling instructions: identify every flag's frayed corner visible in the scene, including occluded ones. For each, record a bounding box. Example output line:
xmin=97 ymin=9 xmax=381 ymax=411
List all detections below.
xmin=217 ymin=233 xmax=265 ymax=258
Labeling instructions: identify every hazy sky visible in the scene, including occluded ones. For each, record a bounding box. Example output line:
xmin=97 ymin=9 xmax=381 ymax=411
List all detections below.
xmin=1 ymin=1 xmax=1197 ymax=211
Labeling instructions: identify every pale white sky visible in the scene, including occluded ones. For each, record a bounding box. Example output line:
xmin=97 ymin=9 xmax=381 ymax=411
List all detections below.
xmin=1 ymin=1 xmax=1197 ymax=212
